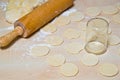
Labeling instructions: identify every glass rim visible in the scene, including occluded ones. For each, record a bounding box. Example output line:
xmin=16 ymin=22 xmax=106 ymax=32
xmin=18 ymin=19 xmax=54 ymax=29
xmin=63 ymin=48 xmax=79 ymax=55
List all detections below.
xmin=86 ymin=17 xmax=109 ymax=27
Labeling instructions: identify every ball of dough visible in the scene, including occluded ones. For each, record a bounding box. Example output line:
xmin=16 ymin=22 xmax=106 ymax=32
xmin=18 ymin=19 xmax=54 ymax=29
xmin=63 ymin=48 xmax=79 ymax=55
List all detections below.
xmin=47 ymin=54 xmax=66 ymax=67
xmin=81 ymin=54 xmax=99 ymax=66
xmin=98 ymin=63 xmax=119 ymax=77
xmin=60 ymin=63 xmax=79 ymax=77
xmin=31 ymin=46 xmax=50 ymax=57
xmin=45 ymin=35 xmax=64 ymax=46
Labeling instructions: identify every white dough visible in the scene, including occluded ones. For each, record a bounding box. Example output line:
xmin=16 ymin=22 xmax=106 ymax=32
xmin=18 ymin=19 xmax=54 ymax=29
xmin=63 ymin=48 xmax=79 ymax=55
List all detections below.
xmin=63 ymin=28 xmax=80 ymax=39
xmin=98 ymin=63 xmax=119 ymax=77
xmin=60 ymin=63 xmax=79 ymax=77
xmin=86 ymin=7 xmax=101 ymax=17
xmin=47 ymin=54 xmax=66 ymax=67
xmin=64 ymin=42 xmax=83 ymax=54
xmin=31 ymin=46 xmax=50 ymax=57
xmin=102 ymin=6 xmax=118 ymax=15
xmin=81 ymin=54 xmax=99 ymax=66
xmin=45 ymin=35 xmax=64 ymax=46
xmin=108 ymin=34 xmax=120 ymax=46
xmin=70 ymin=11 xmax=84 ymax=22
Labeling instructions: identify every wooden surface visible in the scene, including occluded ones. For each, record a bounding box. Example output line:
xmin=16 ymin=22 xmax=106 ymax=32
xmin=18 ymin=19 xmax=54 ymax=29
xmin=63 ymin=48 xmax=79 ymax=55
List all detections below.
xmin=0 ymin=0 xmax=120 ymax=80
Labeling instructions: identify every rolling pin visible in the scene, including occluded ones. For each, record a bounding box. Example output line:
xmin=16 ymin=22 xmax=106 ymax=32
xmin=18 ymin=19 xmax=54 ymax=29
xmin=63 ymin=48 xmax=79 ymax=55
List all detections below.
xmin=0 ymin=0 xmax=73 ymax=47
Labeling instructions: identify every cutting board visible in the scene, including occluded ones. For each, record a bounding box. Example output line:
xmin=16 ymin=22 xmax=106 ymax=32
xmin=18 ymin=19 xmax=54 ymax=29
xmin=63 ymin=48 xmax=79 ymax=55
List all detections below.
xmin=0 ymin=0 xmax=120 ymax=80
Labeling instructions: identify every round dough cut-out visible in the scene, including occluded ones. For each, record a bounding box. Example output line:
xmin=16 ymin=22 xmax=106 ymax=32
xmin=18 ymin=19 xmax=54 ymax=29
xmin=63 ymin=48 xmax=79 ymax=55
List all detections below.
xmin=54 ymin=16 xmax=70 ymax=26
xmin=47 ymin=54 xmax=66 ymax=67
xmin=42 ymin=23 xmax=57 ymax=33
xmin=65 ymin=42 xmax=83 ymax=54
xmin=81 ymin=54 xmax=99 ymax=66
xmin=70 ymin=11 xmax=84 ymax=22
xmin=86 ymin=7 xmax=101 ymax=17
xmin=108 ymin=34 xmax=120 ymax=46
xmin=98 ymin=63 xmax=119 ymax=77
xmin=31 ymin=46 xmax=50 ymax=57
xmin=45 ymin=35 xmax=64 ymax=46
xmin=102 ymin=6 xmax=118 ymax=15
xmin=60 ymin=63 xmax=79 ymax=77
xmin=112 ymin=14 xmax=120 ymax=24
xmin=63 ymin=28 xmax=80 ymax=39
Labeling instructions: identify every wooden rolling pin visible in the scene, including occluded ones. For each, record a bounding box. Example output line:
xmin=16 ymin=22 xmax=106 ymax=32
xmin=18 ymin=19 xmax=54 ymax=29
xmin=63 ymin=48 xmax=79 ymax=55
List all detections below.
xmin=0 ymin=0 xmax=73 ymax=47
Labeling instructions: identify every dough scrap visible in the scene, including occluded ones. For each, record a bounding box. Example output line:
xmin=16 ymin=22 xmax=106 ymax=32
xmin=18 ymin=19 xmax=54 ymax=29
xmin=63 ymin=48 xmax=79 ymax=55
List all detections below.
xmin=42 ymin=23 xmax=57 ymax=33
xmin=108 ymin=34 xmax=120 ymax=46
xmin=70 ymin=11 xmax=84 ymax=22
xmin=31 ymin=46 xmax=50 ymax=57
xmin=102 ymin=6 xmax=118 ymax=15
xmin=112 ymin=13 xmax=120 ymax=24
xmin=60 ymin=63 xmax=79 ymax=77
xmin=47 ymin=54 xmax=66 ymax=67
xmin=64 ymin=42 xmax=83 ymax=54
xmin=81 ymin=54 xmax=99 ymax=66
xmin=86 ymin=7 xmax=101 ymax=17
xmin=63 ymin=28 xmax=80 ymax=39
xmin=54 ymin=16 xmax=70 ymax=26
xmin=45 ymin=35 xmax=64 ymax=46
xmin=98 ymin=63 xmax=119 ymax=77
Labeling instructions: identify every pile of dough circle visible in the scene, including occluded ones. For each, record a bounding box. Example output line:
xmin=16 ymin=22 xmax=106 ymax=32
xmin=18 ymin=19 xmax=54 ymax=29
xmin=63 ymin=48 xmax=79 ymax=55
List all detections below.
xmin=64 ymin=42 xmax=83 ymax=54
xmin=81 ymin=54 xmax=99 ymax=66
xmin=41 ymin=23 xmax=57 ymax=33
xmin=47 ymin=54 xmax=66 ymax=67
xmin=86 ymin=7 xmax=101 ymax=17
xmin=45 ymin=35 xmax=64 ymax=46
xmin=60 ymin=63 xmax=79 ymax=77
xmin=98 ymin=63 xmax=119 ymax=77
xmin=102 ymin=6 xmax=118 ymax=15
xmin=54 ymin=16 xmax=70 ymax=26
xmin=63 ymin=28 xmax=80 ymax=39
xmin=70 ymin=11 xmax=84 ymax=22
xmin=108 ymin=34 xmax=120 ymax=46
xmin=112 ymin=14 xmax=120 ymax=24
xmin=30 ymin=45 xmax=50 ymax=57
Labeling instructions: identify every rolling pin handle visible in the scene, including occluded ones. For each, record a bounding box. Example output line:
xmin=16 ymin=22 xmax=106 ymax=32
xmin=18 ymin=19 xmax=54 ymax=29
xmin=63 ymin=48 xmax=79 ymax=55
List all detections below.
xmin=0 ymin=26 xmax=23 ymax=48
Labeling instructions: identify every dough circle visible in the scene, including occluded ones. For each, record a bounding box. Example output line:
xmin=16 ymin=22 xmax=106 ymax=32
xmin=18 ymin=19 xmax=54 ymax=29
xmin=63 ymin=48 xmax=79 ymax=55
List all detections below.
xmin=45 ymin=35 xmax=64 ymax=46
xmin=108 ymin=34 xmax=120 ymax=46
xmin=63 ymin=28 xmax=80 ymax=39
xmin=60 ymin=63 xmax=79 ymax=77
xmin=112 ymin=14 xmax=120 ymax=24
xmin=86 ymin=7 xmax=101 ymax=17
xmin=98 ymin=63 xmax=119 ymax=77
xmin=65 ymin=42 xmax=83 ymax=54
xmin=42 ymin=23 xmax=57 ymax=33
xmin=54 ymin=16 xmax=70 ymax=26
xmin=102 ymin=6 xmax=118 ymax=15
xmin=31 ymin=46 xmax=50 ymax=57
xmin=81 ymin=54 xmax=99 ymax=66
xmin=70 ymin=11 xmax=84 ymax=22
xmin=47 ymin=54 xmax=66 ymax=67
